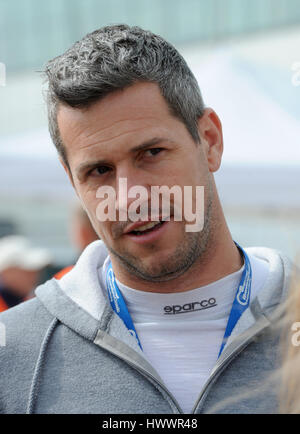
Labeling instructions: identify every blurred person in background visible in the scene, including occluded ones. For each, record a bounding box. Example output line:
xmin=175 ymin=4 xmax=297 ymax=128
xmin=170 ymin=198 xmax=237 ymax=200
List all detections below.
xmin=54 ymin=203 xmax=99 ymax=280
xmin=0 ymin=236 xmax=51 ymax=312
xmin=0 ymin=24 xmax=297 ymax=414
xmin=70 ymin=203 xmax=99 ymax=253
xmin=279 ymin=268 xmax=300 ymax=414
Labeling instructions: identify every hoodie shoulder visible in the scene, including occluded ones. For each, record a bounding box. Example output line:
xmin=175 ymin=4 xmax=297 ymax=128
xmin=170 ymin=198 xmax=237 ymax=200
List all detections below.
xmin=0 ymin=286 xmax=55 ymax=360
xmin=0 ymin=287 xmax=55 ymax=377
xmin=0 ymin=287 xmax=56 ymax=414
xmin=0 ymin=291 xmax=53 ymax=332
xmin=246 ymin=246 xmax=298 ymax=315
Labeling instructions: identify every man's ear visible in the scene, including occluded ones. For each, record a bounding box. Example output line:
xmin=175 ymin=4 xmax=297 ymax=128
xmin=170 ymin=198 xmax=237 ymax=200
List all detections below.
xmin=197 ymin=108 xmax=223 ymax=173
xmin=60 ymin=158 xmax=75 ymax=189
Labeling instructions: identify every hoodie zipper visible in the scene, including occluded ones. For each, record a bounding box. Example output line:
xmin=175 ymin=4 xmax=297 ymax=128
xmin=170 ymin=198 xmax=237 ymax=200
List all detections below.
xmin=192 ymin=339 xmax=253 ymax=413
xmin=191 ymin=317 xmax=270 ymax=413
xmin=124 ymin=358 xmax=184 ymax=414
xmin=95 ymin=312 xmax=271 ymax=414
xmin=100 ymin=334 xmax=256 ymax=415
xmin=94 ymin=332 xmax=184 ymax=414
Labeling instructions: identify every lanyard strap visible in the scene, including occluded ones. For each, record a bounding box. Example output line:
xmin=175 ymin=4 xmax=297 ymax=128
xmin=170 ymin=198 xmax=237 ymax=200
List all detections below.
xmin=105 ymin=242 xmax=252 ymax=357
xmin=105 ymin=262 xmax=143 ymax=350
xmin=218 ymin=243 xmax=252 ymax=357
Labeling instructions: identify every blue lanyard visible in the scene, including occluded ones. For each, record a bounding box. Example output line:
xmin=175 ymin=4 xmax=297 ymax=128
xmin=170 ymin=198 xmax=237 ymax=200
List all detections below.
xmin=105 ymin=242 xmax=251 ymax=357
xmin=218 ymin=243 xmax=252 ymax=357
xmin=105 ymin=262 xmax=143 ymax=350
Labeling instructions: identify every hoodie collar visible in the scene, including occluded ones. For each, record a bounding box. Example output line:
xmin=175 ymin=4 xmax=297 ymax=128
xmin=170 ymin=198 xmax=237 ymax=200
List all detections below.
xmin=35 ymin=241 xmax=144 ymax=353
xmin=36 ymin=241 xmax=291 ymax=356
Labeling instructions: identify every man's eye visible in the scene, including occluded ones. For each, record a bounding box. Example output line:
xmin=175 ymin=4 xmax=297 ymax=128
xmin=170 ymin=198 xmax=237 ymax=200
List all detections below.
xmin=145 ymin=148 xmax=163 ymax=157
xmin=92 ymin=166 xmax=110 ymax=176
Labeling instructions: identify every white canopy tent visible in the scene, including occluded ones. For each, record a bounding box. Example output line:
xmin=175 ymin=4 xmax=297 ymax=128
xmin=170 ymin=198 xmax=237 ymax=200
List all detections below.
xmin=0 ymin=49 xmax=299 ymax=204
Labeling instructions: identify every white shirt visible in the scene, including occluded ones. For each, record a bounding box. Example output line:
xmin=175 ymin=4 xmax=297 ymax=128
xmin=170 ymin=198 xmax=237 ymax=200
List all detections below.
xmin=109 ymin=254 xmax=269 ymax=413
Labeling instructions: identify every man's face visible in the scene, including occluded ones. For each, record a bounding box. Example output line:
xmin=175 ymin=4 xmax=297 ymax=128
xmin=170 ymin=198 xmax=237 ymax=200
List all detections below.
xmin=58 ymin=82 xmax=221 ymax=282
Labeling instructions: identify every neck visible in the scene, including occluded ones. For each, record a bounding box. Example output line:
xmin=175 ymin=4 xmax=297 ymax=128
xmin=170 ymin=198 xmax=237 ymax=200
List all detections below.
xmin=110 ymin=224 xmax=243 ymax=294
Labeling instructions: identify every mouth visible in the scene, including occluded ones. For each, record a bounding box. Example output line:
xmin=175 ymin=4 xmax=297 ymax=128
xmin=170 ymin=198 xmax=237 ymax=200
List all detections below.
xmin=129 ymin=220 xmax=165 ymax=235
xmin=124 ymin=219 xmax=170 ymax=244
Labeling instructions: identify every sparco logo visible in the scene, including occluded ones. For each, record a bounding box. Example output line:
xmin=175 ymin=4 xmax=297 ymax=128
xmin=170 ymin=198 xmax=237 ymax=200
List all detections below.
xmin=164 ymin=298 xmax=217 ymax=315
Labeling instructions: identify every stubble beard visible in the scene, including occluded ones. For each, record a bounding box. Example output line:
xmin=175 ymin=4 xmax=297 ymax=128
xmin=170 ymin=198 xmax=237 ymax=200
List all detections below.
xmin=108 ymin=194 xmax=213 ymax=283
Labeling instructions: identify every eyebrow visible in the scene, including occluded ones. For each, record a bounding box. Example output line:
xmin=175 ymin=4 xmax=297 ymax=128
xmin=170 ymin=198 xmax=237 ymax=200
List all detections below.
xmin=75 ymin=137 xmax=173 ymax=178
xmin=130 ymin=137 xmax=171 ymax=153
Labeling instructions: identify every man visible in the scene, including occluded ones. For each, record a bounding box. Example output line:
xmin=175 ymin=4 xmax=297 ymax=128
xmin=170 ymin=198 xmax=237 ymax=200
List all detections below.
xmin=0 ymin=25 xmax=294 ymax=414
xmin=0 ymin=236 xmax=51 ymax=312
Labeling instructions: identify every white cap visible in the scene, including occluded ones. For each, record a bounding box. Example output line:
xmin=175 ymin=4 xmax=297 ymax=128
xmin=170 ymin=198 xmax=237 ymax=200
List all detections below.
xmin=0 ymin=236 xmax=52 ymax=272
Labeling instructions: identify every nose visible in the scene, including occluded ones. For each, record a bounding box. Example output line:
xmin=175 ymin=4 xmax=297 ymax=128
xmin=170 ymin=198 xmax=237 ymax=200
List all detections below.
xmin=115 ymin=166 xmax=151 ymax=220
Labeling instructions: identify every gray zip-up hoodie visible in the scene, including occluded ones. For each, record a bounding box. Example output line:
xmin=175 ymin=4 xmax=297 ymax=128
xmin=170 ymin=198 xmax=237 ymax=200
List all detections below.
xmin=0 ymin=241 xmax=293 ymax=414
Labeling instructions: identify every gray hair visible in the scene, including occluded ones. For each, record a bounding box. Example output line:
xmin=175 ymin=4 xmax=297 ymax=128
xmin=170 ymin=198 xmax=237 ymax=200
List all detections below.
xmin=44 ymin=24 xmax=205 ymax=166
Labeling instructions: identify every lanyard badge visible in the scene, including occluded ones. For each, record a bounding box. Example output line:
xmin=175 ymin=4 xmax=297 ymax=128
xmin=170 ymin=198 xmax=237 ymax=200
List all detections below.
xmin=218 ymin=243 xmax=252 ymax=357
xmin=105 ymin=262 xmax=143 ymax=350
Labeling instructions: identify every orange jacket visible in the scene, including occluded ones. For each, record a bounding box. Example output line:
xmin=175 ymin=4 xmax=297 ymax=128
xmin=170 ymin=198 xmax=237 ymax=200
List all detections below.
xmin=54 ymin=265 xmax=74 ymax=280
xmin=0 ymin=296 xmax=8 ymax=313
